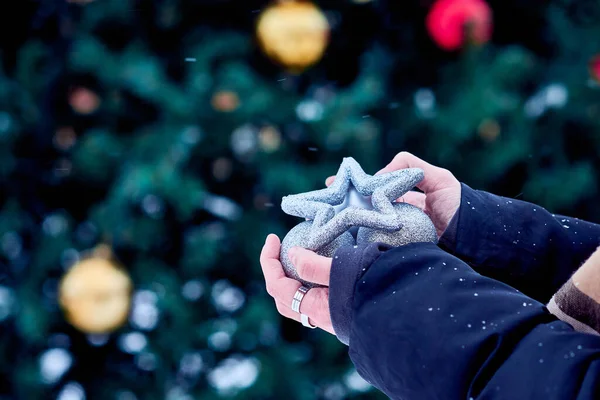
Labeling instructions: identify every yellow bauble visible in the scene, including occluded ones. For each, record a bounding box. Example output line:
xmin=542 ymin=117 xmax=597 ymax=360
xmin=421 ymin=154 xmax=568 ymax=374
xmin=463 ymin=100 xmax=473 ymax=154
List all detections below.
xmin=59 ymin=254 xmax=132 ymax=334
xmin=256 ymin=1 xmax=330 ymax=72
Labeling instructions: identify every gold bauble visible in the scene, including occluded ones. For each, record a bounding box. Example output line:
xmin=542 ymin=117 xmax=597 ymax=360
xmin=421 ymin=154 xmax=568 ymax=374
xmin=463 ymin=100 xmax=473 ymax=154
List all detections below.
xmin=59 ymin=252 xmax=132 ymax=334
xmin=256 ymin=1 xmax=330 ymax=72
xmin=258 ymin=125 xmax=282 ymax=152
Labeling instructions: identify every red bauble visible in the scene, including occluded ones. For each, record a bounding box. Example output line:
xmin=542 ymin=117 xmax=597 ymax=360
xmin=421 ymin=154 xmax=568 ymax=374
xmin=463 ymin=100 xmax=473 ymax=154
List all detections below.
xmin=590 ymin=55 xmax=600 ymax=82
xmin=426 ymin=0 xmax=492 ymax=51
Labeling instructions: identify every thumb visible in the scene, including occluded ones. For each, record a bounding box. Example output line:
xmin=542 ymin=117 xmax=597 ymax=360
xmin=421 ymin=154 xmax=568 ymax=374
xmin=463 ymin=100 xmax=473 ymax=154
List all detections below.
xmin=289 ymin=247 xmax=332 ymax=286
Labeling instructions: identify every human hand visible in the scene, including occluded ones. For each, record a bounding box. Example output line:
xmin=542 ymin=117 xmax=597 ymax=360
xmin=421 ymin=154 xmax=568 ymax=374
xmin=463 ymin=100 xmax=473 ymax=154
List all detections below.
xmin=260 ymin=234 xmax=334 ymax=334
xmin=326 ymin=152 xmax=461 ymax=237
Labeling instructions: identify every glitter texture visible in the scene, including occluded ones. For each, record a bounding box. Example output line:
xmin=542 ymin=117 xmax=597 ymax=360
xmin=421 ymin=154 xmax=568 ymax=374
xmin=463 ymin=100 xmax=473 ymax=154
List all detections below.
xmin=356 ymin=203 xmax=437 ymax=247
xmin=281 ymin=221 xmax=355 ymax=288
xmin=280 ymin=157 xmax=437 ymax=283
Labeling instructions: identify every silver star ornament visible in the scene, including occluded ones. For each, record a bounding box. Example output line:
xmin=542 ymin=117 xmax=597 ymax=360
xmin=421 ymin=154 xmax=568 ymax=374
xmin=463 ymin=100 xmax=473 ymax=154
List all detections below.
xmin=280 ymin=157 xmax=437 ymax=287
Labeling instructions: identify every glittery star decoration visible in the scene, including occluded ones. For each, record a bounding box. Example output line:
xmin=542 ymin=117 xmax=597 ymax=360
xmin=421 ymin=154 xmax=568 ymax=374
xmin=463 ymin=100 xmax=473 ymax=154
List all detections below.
xmin=281 ymin=157 xmax=425 ymax=250
xmin=279 ymin=157 xmax=438 ymax=286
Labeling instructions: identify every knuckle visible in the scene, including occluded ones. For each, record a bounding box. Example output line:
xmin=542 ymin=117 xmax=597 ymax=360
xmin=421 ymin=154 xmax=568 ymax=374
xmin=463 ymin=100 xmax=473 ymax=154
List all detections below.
xmin=439 ymin=168 xmax=455 ymax=181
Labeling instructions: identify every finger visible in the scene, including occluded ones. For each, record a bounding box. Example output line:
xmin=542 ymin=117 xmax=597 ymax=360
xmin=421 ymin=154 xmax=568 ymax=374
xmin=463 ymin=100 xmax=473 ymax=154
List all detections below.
xmin=261 ymin=235 xmax=304 ymax=301
xmin=398 ymin=191 xmax=426 ymax=210
xmin=325 ymin=176 xmax=335 ymax=187
xmin=269 ymin=274 xmax=329 ymax=324
xmin=260 ymin=234 xmax=281 ymax=262
xmin=376 ymin=151 xmax=433 ymax=175
xmin=376 ymin=151 xmax=452 ymax=194
xmin=260 ymin=234 xmax=285 ymax=282
xmin=267 ymin=276 xmax=303 ymax=304
xmin=275 ymin=299 xmax=333 ymax=334
xmin=299 ymin=287 xmax=334 ymax=333
xmin=290 ymin=247 xmax=332 ymax=286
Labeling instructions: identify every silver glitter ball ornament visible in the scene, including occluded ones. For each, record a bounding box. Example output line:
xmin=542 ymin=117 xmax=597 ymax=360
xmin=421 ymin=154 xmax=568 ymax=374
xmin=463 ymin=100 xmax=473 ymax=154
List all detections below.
xmin=356 ymin=203 xmax=437 ymax=247
xmin=280 ymin=221 xmax=355 ymax=288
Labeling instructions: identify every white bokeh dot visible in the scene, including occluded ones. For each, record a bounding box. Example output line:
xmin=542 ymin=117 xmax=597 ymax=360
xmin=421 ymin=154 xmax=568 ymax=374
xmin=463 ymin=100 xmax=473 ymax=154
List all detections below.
xmin=207 ymin=356 xmax=260 ymax=395
xmin=57 ymin=382 xmax=85 ymax=400
xmin=40 ymin=348 xmax=73 ymax=384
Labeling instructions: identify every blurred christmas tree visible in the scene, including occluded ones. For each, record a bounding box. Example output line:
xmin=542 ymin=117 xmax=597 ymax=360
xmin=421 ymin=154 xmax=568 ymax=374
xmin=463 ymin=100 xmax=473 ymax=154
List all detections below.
xmin=0 ymin=0 xmax=599 ymax=399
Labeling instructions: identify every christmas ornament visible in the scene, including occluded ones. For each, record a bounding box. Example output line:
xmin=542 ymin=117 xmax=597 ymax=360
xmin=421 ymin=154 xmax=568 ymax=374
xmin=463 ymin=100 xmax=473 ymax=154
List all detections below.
xmin=281 ymin=222 xmax=355 ymax=285
xmin=54 ymin=127 xmax=77 ymax=151
xmin=69 ymin=87 xmax=101 ymax=115
xmin=356 ymin=203 xmax=439 ymax=247
xmin=426 ymin=0 xmax=492 ymax=51
xmin=211 ymin=91 xmax=240 ymax=112
xmin=59 ymin=247 xmax=132 ymax=334
xmin=280 ymin=157 xmax=437 ymax=287
xmin=258 ymin=126 xmax=282 ymax=153
xmin=256 ymin=1 xmax=330 ymax=72
xmin=589 ymin=55 xmax=600 ymax=83
xmin=478 ymin=118 xmax=501 ymax=142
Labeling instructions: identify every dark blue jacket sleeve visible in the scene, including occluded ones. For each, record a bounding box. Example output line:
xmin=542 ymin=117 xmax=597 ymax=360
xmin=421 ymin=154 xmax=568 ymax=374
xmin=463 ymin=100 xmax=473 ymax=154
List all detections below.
xmin=348 ymin=243 xmax=600 ymax=400
xmin=440 ymin=184 xmax=600 ymax=302
xmin=330 ymin=243 xmax=390 ymax=345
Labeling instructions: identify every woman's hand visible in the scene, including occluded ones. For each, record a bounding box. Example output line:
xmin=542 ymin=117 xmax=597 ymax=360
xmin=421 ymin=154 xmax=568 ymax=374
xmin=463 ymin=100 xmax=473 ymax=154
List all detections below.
xmin=260 ymin=234 xmax=334 ymax=334
xmin=327 ymin=152 xmax=461 ymax=237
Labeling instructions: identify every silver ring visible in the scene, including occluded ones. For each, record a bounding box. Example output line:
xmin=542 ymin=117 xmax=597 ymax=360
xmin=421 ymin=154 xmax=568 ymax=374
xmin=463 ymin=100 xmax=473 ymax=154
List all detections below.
xmin=301 ymin=313 xmax=317 ymax=329
xmin=291 ymin=286 xmax=310 ymax=313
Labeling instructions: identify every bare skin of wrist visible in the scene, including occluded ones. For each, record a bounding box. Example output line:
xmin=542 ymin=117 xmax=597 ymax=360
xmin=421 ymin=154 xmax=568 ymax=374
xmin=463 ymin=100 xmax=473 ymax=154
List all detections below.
xmin=572 ymin=246 xmax=600 ymax=303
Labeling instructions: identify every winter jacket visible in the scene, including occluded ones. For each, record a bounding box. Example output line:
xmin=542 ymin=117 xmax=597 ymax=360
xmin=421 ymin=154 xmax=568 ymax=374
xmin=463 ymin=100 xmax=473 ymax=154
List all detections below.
xmin=329 ymin=183 xmax=600 ymax=399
